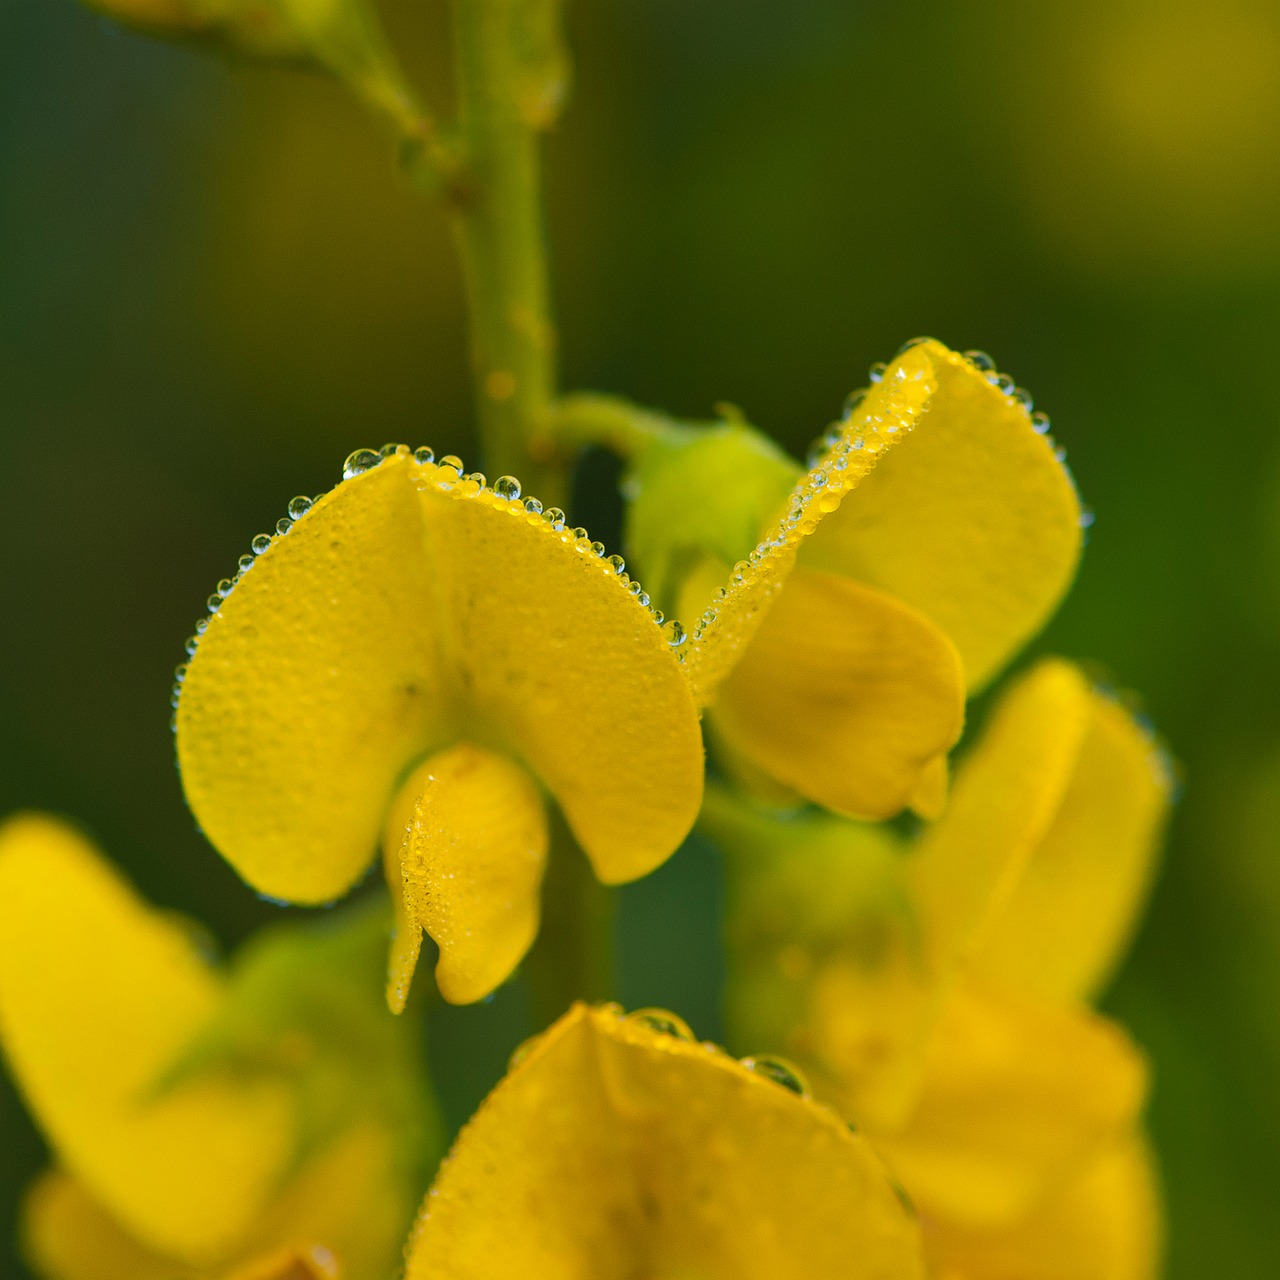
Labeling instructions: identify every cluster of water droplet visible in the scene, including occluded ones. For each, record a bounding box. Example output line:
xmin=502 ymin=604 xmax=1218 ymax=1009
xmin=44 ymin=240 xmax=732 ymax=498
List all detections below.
xmin=172 ymin=440 xmax=687 ymax=730
xmin=955 ymin=343 xmax=1093 ymax=533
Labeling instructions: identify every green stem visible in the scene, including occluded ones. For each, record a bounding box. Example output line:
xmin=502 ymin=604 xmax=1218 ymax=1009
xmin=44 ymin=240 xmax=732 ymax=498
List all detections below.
xmin=551 ymin=392 xmax=698 ymax=459
xmin=525 ymin=812 xmax=614 ymax=1028
xmin=448 ymin=0 xmax=560 ymax=501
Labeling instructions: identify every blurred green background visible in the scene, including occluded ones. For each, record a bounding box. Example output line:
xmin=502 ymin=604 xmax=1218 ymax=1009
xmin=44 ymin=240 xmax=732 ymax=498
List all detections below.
xmin=3 ymin=0 xmax=1280 ymax=1274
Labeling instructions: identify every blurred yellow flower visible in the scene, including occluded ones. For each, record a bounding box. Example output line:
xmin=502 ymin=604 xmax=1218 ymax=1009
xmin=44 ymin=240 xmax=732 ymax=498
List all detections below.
xmin=405 ymin=1002 xmax=928 ymax=1279
xmin=175 ymin=446 xmax=704 ymax=1009
xmin=0 ymin=815 xmax=428 ymax=1280
xmin=646 ymin=339 xmax=1082 ymax=821
xmin=711 ymin=657 xmax=1172 ymax=1280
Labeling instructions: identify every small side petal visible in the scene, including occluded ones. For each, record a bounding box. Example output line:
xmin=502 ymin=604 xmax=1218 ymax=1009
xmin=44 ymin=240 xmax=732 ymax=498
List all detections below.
xmin=712 ymin=568 xmax=964 ymax=821
xmin=383 ymin=744 xmax=548 ymax=1009
xmin=871 ymin=986 xmax=1148 ymax=1229
xmin=970 ymin=690 xmax=1172 ymax=1002
xmin=406 ymin=1004 xmax=927 ymax=1280
xmin=0 ymin=816 xmax=293 ymax=1263
xmin=801 ymin=341 xmax=1083 ymax=690
xmin=909 ymin=659 xmax=1092 ymax=980
xmin=925 ymin=1135 xmax=1162 ymax=1280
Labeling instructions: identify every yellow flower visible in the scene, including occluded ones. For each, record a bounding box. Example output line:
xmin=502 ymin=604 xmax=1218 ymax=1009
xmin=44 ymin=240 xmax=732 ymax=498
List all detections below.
xmin=174 ymin=446 xmax=704 ymax=1009
xmin=0 ymin=815 xmax=428 ymax=1280
xmin=709 ymin=657 xmax=1172 ymax=1279
xmin=404 ymin=1002 xmax=928 ymax=1279
xmin=647 ymin=339 xmax=1083 ymax=821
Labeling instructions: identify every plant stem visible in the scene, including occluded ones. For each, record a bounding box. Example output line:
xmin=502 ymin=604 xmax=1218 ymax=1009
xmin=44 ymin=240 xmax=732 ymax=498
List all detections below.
xmin=448 ymin=0 xmax=560 ymax=501
xmin=525 ymin=810 xmax=614 ymax=1028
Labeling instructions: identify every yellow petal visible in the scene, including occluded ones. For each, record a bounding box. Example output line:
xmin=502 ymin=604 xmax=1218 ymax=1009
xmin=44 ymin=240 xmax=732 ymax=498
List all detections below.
xmin=383 ymin=743 xmax=548 ymax=1009
xmin=680 ymin=348 xmax=938 ymax=706
xmin=870 ymin=986 xmax=1148 ymax=1229
xmin=177 ymin=450 xmax=703 ymax=904
xmin=801 ymin=341 xmax=1083 ymax=690
xmin=909 ymin=659 xmax=1093 ymax=981
xmin=21 ymin=1170 xmax=184 ymax=1280
xmin=0 ymin=816 xmax=293 ymax=1263
xmin=712 ymin=567 xmax=964 ymax=820
xmin=406 ymin=1003 xmax=927 ymax=1280
xmin=970 ymin=689 xmax=1173 ymax=1002
xmin=925 ymin=1134 xmax=1162 ymax=1280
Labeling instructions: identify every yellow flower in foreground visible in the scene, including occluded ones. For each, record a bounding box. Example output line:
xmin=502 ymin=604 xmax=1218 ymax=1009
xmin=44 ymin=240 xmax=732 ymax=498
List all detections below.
xmin=657 ymin=339 xmax=1083 ymax=821
xmin=405 ymin=1002 xmax=927 ymax=1279
xmin=710 ymin=657 xmax=1172 ymax=1279
xmin=0 ymin=815 xmax=427 ymax=1280
xmin=175 ymin=446 xmax=704 ymax=1008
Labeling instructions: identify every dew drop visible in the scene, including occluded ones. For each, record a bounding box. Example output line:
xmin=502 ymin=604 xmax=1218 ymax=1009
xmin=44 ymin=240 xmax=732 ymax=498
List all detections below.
xmin=741 ymin=1055 xmax=810 ymax=1096
xmin=965 ymin=350 xmax=995 ymax=372
xmin=896 ymin=336 xmax=933 ymax=354
xmin=194 ymin=617 xmax=209 ymax=635
xmin=868 ymin=361 xmax=887 ymax=383
xmin=651 ymin=609 xmax=665 ymax=626
xmin=590 ymin=541 xmax=606 ymax=557
xmin=214 ymin=579 xmax=232 ymax=599
xmin=184 ymin=636 xmax=199 ymax=656
xmin=251 ymin=534 xmax=272 ymax=555
xmin=276 ymin=518 xmax=292 ymax=537
xmin=466 ymin=472 xmax=487 ymax=489
xmin=440 ymin=455 xmax=465 ymax=476
xmin=379 ymin=443 xmax=405 ymax=458
xmin=572 ymin=527 xmax=589 ymax=541
xmin=636 ymin=591 xmax=651 ymax=608
xmin=543 ymin=507 xmax=566 ymax=530
xmin=414 ymin=446 xmax=435 ymax=465
xmin=607 ymin=554 xmax=626 ymax=574
xmin=1053 ymin=443 xmax=1067 ymax=463
xmin=664 ymin=620 xmax=687 ymax=648
xmin=174 ymin=664 xmax=188 ymax=683
xmin=628 ymin=580 xmax=643 ymax=596
xmin=343 ymin=448 xmax=381 ymax=479
xmin=524 ymin=497 xmax=543 ymax=515
xmin=288 ymin=495 xmax=313 ymax=521
xmin=994 ymin=373 xmax=1015 ymax=395
xmin=206 ymin=595 xmax=222 ymax=614
xmin=1012 ymin=386 xmax=1034 ymax=411
xmin=236 ymin=555 xmax=254 ymax=576
xmin=1079 ymin=508 xmax=1096 ymax=529
xmin=628 ymin=1008 xmax=695 ymax=1040
xmin=1031 ymin=411 xmax=1051 ymax=435
xmin=494 ymin=475 xmax=522 ymax=500
xmin=842 ymin=388 xmax=869 ymax=420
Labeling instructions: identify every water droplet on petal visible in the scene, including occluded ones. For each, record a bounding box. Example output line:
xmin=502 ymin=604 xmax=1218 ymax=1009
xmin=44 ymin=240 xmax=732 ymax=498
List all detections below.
xmin=897 ymin=336 xmax=933 ymax=354
xmin=440 ymin=455 xmax=465 ymax=476
xmin=628 ymin=1008 xmax=695 ymax=1040
xmin=494 ymin=475 xmax=522 ymax=500
xmin=343 ymin=448 xmax=381 ymax=479
xmin=965 ymin=350 xmax=996 ymax=372
xmin=651 ymin=608 xmax=665 ymax=625
xmin=414 ymin=446 xmax=435 ymax=465
xmin=1079 ymin=508 xmax=1096 ymax=529
xmin=379 ymin=443 xmax=406 ymax=459
xmin=1013 ymin=386 xmax=1034 ymax=411
xmin=207 ymin=595 xmax=222 ymax=614
xmin=287 ymin=495 xmax=313 ymax=521
xmin=607 ymin=554 xmax=626 ymax=574
xmin=1031 ymin=411 xmax=1051 ymax=435
xmin=741 ymin=1055 xmax=810 ymax=1096
xmin=590 ymin=541 xmax=606 ymax=557
xmin=216 ymin=578 xmax=234 ymax=598
xmin=524 ymin=497 xmax=543 ymax=515
xmin=628 ymin=580 xmax=643 ymax=596
xmin=994 ymin=373 xmax=1015 ymax=395
xmin=636 ymin=592 xmax=650 ymax=608
xmin=572 ymin=527 xmax=589 ymax=541
xmin=251 ymin=534 xmax=272 ymax=555
xmin=842 ymin=388 xmax=868 ymax=419
xmin=174 ymin=664 xmax=188 ymax=683
xmin=543 ymin=507 xmax=566 ymax=530
xmin=194 ymin=617 xmax=209 ymax=635
xmin=664 ymin=620 xmax=687 ymax=648
xmin=868 ymin=361 xmax=887 ymax=383
xmin=466 ymin=472 xmax=487 ymax=489
xmin=184 ymin=636 xmax=199 ymax=656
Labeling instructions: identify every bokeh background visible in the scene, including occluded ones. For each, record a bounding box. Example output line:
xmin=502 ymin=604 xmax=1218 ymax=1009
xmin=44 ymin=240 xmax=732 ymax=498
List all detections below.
xmin=4 ymin=0 xmax=1280 ymax=1273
